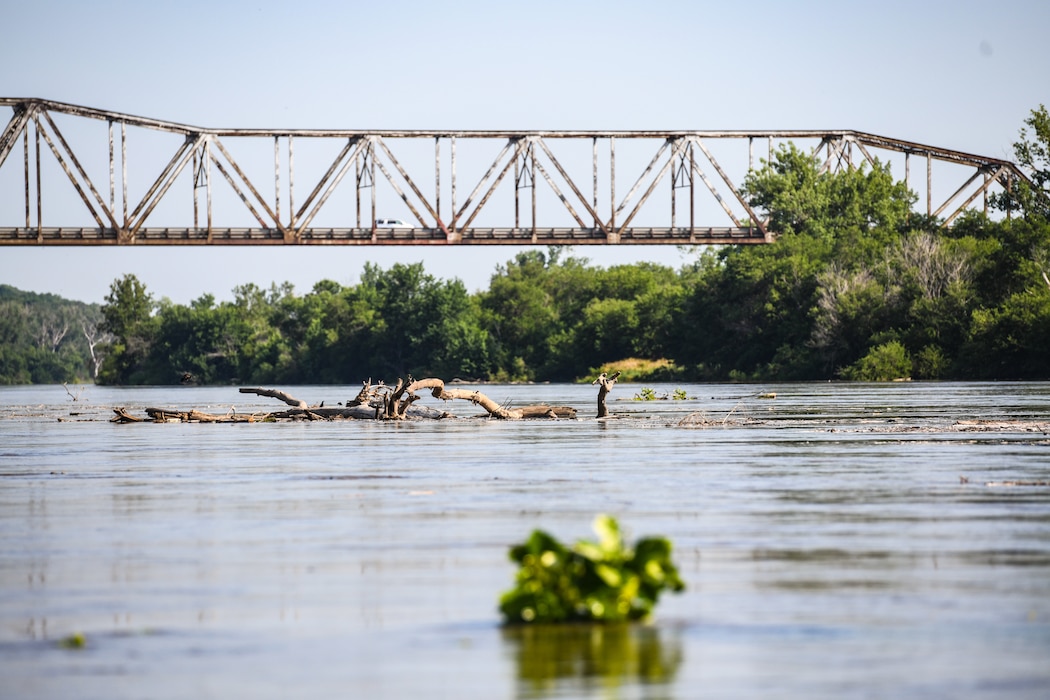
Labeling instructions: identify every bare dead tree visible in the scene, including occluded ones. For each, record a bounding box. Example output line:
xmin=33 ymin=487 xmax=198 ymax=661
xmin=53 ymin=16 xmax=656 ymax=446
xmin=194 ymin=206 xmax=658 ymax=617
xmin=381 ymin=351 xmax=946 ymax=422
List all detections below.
xmin=893 ymin=232 xmax=973 ymax=300
xmin=38 ymin=313 xmax=69 ymax=352
xmin=82 ymin=321 xmax=112 ymax=379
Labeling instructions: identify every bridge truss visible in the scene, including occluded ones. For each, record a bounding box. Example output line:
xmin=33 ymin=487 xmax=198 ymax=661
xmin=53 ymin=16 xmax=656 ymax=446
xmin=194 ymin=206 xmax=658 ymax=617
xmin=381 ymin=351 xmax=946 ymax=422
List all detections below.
xmin=0 ymin=98 xmax=1029 ymax=247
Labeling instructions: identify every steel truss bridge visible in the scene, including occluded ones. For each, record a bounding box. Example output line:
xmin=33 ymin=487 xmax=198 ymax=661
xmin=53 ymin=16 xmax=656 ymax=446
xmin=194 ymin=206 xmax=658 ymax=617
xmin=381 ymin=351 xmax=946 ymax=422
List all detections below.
xmin=0 ymin=98 xmax=1029 ymax=247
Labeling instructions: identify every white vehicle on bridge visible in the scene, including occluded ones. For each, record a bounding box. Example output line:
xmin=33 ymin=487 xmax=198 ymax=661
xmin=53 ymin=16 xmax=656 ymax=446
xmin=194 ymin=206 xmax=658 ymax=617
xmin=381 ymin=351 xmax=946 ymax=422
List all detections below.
xmin=375 ymin=218 xmax=409 ymax=227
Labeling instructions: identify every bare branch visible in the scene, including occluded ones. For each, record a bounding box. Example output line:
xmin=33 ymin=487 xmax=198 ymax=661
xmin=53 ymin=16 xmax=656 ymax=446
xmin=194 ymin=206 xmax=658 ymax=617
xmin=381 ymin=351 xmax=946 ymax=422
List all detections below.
xmin=238 ymin=387 xmax=308 ymax=409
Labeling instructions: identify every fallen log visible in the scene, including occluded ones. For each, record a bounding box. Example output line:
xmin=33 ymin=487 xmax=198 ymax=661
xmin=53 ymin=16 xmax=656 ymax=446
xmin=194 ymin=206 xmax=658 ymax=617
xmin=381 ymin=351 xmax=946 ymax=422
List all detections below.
xmin=518 ymin=405 xmax=577 ymax=419
xmin=267 ymin=404 xmax=450 ymax=421
xmin=145 ymin=407 xmax=259 ymax=423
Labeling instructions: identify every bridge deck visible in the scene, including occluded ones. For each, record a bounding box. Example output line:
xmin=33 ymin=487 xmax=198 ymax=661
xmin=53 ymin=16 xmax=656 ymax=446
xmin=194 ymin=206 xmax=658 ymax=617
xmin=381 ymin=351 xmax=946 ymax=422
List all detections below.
xmin=0 ymin=226 xmax=767 ymax=245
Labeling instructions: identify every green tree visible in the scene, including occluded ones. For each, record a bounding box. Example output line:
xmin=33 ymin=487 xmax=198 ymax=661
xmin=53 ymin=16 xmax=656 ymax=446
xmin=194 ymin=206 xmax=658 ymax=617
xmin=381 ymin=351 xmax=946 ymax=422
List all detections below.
xmin=991 ymin=104 xmax=1050 ymax=220
xmin=576 ymin=298 xmax=640 ymax=367
xmin=741 ymin=143 xmax=915 ymax=247
xmin=481 ymin=250 xmax=565 ymax=381
xmin=97 ymin=275 xmax=156 ymax=384
xmin=676 ymin=231 xmax=830 ymax=379
xmin=151 ymin=294 xmax=244 ymax=384
xmin=675 ymin=143 xmax=917 ymax=380
xmin=358 ymin=262 xmax=491 ymax=379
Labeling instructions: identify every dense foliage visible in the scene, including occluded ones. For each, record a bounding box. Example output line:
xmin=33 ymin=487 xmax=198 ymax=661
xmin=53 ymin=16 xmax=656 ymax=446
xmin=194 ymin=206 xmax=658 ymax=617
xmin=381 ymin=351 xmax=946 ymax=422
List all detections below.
xmin=3 ymin=108 xmax=1048 ymax=386
xmin=499 ymin=515 xmax=685 ymax=624
xmin=90 ymin=263 xmax=493 ymax=386
xmin=0 ymin=285 xmax=104 ymax=385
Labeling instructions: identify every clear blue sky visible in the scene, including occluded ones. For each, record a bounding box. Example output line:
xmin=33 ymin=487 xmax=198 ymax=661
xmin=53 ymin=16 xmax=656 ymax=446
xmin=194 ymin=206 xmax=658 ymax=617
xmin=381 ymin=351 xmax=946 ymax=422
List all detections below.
xmin=2 ymin=0 xmax=1047 ymax=304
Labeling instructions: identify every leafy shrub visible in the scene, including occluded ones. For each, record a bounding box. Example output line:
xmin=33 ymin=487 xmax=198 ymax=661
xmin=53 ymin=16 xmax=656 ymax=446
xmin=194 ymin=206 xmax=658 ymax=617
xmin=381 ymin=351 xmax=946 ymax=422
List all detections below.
xmin=914 ymin=344 xmax=949 ymax=379
xmin=499 ymin=515 xmax=685 ymax=624
xmin=840 ymin=340 xmax=912 ymax=381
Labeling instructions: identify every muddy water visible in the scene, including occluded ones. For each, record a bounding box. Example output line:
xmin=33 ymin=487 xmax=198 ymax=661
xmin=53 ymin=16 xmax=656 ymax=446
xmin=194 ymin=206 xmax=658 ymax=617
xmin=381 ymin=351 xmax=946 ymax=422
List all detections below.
xmin=1 ymin=382 xmax=1049 ymax=699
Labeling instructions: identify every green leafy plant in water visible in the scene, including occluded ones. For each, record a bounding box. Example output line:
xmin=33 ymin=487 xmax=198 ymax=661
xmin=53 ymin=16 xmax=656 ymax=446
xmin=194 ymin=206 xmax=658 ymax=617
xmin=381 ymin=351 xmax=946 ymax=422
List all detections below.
xmin=58 ymin=632 xmax=86 ymax=649
xmin=633 ymin=387 xmax=658 ymax=401
xmin=499 ymin=515 xmax=685 ymax=624
xmin=632 ymin=387 xmax=690 ymax=401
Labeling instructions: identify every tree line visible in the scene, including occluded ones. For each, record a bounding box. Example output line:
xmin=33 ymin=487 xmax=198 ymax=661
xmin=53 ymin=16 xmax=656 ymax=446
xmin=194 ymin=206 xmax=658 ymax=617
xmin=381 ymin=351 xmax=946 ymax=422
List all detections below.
xmin=0 ymin=285 xmax=105 ymax=385
xmin=4 ymin=106 xmax=1048 ymax=386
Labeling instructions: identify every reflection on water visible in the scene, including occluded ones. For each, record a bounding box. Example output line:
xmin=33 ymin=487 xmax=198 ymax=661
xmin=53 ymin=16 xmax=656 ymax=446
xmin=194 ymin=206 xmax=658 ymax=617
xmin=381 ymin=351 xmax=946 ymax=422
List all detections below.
xmin=502 ymin=623 xmax=682 ymax=698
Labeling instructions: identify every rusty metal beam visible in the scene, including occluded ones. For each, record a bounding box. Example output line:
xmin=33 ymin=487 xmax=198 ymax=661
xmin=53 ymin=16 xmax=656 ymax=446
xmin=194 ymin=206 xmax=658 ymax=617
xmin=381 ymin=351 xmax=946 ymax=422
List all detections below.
xmin=127 ymin=134 xmax=204 ymax=240
xmin=943 ymin=166 xmax=1009 ymax=226
xmin=531 ymin=143 xmax=589 ymax=230
xmin=534 ymin=137 xmax=608 ymax=236
xmin=457 ymin=139 xmax=524 ymax=232
xmin=0 ymin=103 xmax=37 ymax=168
xmin=616 ymin=139 xmax=685 ymax=235
xmin=374 ymin=136 xmax=445 ymax=229
xmin=452 ymin=138 xmax=518 ymax=231
xmin=690 ymin=137 xmax=768 ymax=237
xmin=32 ymin=115 xmax=107 ymax=229
xmin=293 ymin=138 xmax=368 ymax=239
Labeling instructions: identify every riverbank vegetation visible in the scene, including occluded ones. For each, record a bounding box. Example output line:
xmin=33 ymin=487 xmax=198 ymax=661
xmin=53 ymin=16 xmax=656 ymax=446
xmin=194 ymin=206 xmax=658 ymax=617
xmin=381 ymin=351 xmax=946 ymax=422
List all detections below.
xmin=0 ymin=285 xmax=105 ymax=384
xmin=4 ymin=107 xmax=1048 ymax=386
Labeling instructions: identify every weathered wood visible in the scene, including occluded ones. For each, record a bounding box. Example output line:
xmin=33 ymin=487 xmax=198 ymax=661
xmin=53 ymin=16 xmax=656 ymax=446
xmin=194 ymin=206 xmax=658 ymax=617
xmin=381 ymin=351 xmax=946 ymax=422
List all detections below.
xmin=405 ymin=377 xmax=517 ymax=419
xmin=239 ymin=387 xmax=308 ymax=409
xmin=113 ymin=379 xmax=572 ymax=424
xmin=385 ymin=377 xmax=409 ymax=418
xmin=518 ymin=405 xmax=577 ymax=419
xmin=404 ymin=378 xmax=575 ymax=419
xmin=592 ymin=371 xmax=621 ymax=418
xmin=144 ymin=407 xmax=258 ymax=423
xmin=347 ymin=380 xmax=373 ymax=407
xmin=110 ymin=407 xmax=142 ymax=423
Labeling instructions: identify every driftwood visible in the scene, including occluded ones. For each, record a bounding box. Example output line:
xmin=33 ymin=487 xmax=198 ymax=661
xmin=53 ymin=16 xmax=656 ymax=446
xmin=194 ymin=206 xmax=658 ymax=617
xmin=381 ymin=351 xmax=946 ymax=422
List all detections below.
xmin=592 ymin=371 xmax=620 ymax=418
xmin=110 ymin=407 xmax=143 ymax=423
xmin=110 ymin=379 xmax=577 ymax=424
xmin=146 ymin=407 xmax=261 ymax=423
xmin=239 ymin=387 xmax=308 ymax=409
xmin=398 ymin=378 xmax=576 ymax=420
xmin=347 ymin=381 xmax=373 ymax=407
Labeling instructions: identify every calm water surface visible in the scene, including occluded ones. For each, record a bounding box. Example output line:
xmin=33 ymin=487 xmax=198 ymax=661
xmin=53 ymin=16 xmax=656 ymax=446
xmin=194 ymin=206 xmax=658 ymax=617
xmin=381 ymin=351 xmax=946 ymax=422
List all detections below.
xmin=1 ymin=382 xmax=1049 ymax=699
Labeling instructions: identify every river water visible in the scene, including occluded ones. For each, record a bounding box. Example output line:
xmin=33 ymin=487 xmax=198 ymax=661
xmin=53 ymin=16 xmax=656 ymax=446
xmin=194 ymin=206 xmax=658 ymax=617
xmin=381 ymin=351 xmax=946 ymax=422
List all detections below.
xmin=1 ymin=381 xmax=1049 ymax=699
